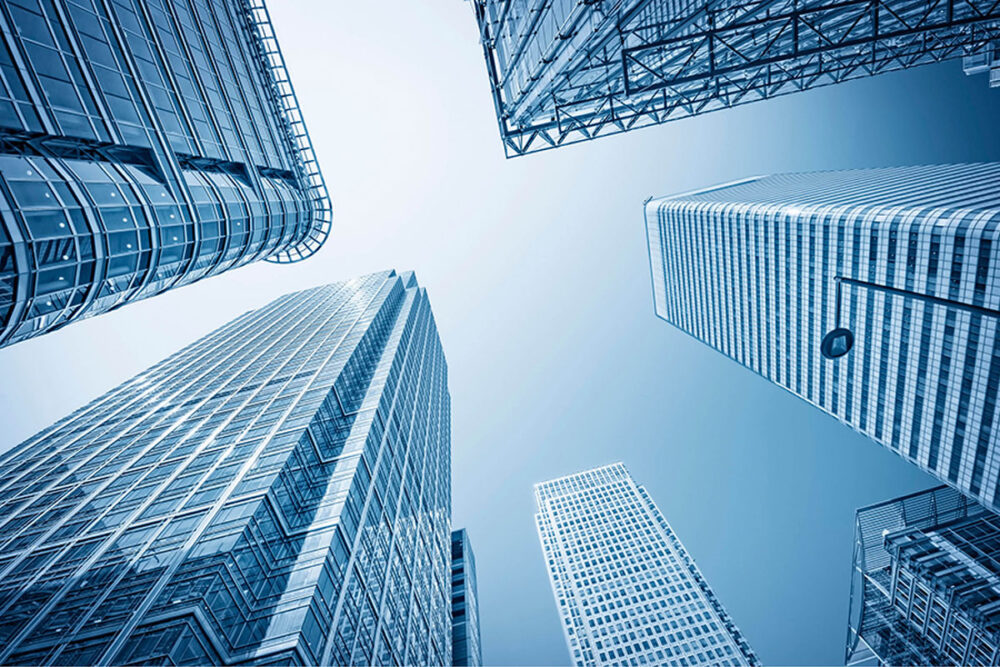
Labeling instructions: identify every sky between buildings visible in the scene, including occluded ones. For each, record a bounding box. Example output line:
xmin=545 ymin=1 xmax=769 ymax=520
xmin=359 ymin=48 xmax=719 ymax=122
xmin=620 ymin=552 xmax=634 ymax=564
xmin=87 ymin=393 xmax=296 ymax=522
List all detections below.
xmin=1 ymin=1 xmax=999 ymax=665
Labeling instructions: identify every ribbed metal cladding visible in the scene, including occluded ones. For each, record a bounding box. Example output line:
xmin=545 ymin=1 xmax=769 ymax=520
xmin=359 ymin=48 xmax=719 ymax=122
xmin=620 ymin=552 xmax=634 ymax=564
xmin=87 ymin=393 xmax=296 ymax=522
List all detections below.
xmin=646 ymin=163 xmax=1000 ymax=512
xmin=0 ymin=0 xmax=330 ymax=348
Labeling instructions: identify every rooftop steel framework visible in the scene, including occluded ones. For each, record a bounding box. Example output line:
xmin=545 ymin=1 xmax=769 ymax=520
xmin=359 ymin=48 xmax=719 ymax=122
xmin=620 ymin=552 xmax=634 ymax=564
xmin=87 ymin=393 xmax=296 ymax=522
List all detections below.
xmin=470 ymin=0 xmax=1000 ymax=157
xmin=845 ymin=486 xmax=988 ymax=666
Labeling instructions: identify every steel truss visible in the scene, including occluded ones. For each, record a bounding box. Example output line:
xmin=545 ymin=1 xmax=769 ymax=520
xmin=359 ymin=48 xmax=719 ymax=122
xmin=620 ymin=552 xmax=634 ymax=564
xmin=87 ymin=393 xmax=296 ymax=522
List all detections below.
xmin=471 ymin=0 xmax=1000 ymax=157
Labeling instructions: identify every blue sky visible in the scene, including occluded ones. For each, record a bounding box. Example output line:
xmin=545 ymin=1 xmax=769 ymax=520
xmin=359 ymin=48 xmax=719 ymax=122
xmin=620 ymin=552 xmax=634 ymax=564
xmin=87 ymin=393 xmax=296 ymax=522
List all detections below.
xmin=1 ymin=2 xmax=1000 ymax=665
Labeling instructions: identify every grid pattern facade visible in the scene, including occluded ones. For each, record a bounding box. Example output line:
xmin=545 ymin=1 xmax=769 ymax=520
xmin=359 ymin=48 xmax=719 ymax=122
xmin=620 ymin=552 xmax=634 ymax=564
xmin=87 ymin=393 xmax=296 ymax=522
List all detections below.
xmin=646 ymin=164 xmax=1000 ymax=512
xmin=534 ymin=463 xmax=759 ymax=667
xmin=0 ymin=269 xmax=452 ymax=666
xmin=468 ymin=0 xmax=1000 ymax=156
xmin=0 ymin=0 xmax=330 ymax=348
xmin=451 ymin=528 xmax=483 ymax=666
xmin=847 ymin=486 xmax=1000 ymax=666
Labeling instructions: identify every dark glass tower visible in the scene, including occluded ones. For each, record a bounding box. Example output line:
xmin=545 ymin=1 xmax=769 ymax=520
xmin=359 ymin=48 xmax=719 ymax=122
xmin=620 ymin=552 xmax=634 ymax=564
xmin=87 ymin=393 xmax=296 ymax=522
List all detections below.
xmin=0 ymin=270 xmax=451 ymax=666
xmin=0 ymin=0 xmax=330 ymax=348
xmin=451 ymin=528 xmax=482 ymax=666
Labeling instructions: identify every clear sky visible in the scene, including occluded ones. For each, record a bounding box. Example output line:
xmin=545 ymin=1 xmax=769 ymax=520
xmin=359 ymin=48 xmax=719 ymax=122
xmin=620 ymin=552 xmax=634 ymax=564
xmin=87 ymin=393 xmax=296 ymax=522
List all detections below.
xmin=1 ymin=2 xmax=999 ymax=665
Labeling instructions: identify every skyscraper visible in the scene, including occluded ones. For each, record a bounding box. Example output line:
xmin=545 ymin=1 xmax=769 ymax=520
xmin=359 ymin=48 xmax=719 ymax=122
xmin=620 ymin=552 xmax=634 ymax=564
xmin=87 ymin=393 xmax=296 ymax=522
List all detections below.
xmin=534 ymin=463 xmax=759 ymax=667
xmin=451 ymin=528 xmax=483 ymax=666
xmin=467 ymin=0 xmax=1000 ymax=156
xmin=646 ymin=164 xmax=1000 ymax=512
xmin=0 ymin=0 xmax=330 ymax=348
xmin=847 ymin=485 xmax=1000 ymax=666
xmin=0 ymin=270 xmax=451 ymax=666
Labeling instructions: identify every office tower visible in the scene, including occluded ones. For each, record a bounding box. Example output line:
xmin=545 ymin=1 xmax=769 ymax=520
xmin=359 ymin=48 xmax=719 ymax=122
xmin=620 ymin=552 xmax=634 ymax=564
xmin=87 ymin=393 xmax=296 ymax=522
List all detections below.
xmin=646 ymin=164 xmax=1000 ymax=512
xmin=451 ymin=528 xmax=483 ymax=666
xmin=534 ymin=463 xmax=759 ymax=667
xmin=0 ymin=270 xmax=452 ymax=666
xmin=847 ymin=485 xmax=1000 ymax=666
xmin=0 ymin=0 xmax=330 ymax=348
xmin=466 ymin=0 xmax=1000 ymax=157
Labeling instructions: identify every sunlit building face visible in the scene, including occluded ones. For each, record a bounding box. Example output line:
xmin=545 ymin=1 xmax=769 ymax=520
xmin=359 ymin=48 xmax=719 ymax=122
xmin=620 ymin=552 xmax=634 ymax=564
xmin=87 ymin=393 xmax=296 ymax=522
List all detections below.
xmin=0 ymin=270 xmax=452 ymax=666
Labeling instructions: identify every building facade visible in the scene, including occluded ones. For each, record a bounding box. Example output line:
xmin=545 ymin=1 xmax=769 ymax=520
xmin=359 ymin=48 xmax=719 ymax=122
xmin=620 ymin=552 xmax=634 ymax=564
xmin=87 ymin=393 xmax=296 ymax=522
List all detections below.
xmin=467 ymin=0 xmax=1000 ymax=156
xmin=0 ymin=0 xmax=330 ymax=348
xmin=451 ymin=528 xmax=483 ymax=666
xmin=646 ymin=164 xmax=1000 ymax=512
xmin=0 ymin=270 xmax=451 ymax=666
xmin=847 ymin=485 xmax=1000 ymax=666
xmin=534 ymin=462 xmax=759 ymax=667
xmin=965 ymin=41 xmax=1000 ymax=87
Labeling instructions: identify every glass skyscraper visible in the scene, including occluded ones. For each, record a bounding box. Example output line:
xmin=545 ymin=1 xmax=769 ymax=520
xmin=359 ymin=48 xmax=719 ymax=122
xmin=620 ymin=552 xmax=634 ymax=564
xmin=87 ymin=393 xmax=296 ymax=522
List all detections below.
xmin=0 ymin=270 xmax=452 ymax=666
xmin=646 ymin=164 xmax=1000 ymax=513
xmin=847 ymin=485 xmax=1000 ymax=666
xmin=0 ymin=0 xmax=330 ymax=348
xmin=535 ymin=463 xmax=759 ymax=667
xmin=451 ymin=528 xmax=482 ymax=666
xmin=467 ymin=0 xmax=1000 ymax=156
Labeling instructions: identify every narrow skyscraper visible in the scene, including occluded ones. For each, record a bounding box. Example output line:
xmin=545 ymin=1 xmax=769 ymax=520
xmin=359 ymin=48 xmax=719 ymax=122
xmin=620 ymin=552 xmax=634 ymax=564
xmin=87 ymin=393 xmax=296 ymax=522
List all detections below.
xmin=451 ymin=528 xmax=483 ymax=666
xmin=646 ymin=164 xmax=1000 ymax=512
xmin=847 ymin=486 xmax=1000 ymax=666
xmin=535 ymin=463 xmax=759 ymax=667
xmin=0 ymin=0 xmax=330 ymax=348
xmin=0 ymin=270 xmax=451 ymax=666
xmin=467 ymin=0 xmax=1000 ymax=156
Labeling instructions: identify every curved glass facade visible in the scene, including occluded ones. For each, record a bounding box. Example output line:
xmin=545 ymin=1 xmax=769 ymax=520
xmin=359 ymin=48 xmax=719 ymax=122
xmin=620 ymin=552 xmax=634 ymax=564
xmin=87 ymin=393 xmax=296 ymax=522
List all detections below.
xmin=0 ymin=0 xmax=330 ymax=348
xmin=0 ymin=270 xmax=452 ymax=666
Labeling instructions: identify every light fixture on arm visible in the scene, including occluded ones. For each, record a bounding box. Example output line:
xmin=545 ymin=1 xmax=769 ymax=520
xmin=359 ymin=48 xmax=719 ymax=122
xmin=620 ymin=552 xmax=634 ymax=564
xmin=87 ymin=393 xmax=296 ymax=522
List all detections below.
xmin=820 ymin=277 xmax=1000 ymax=360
